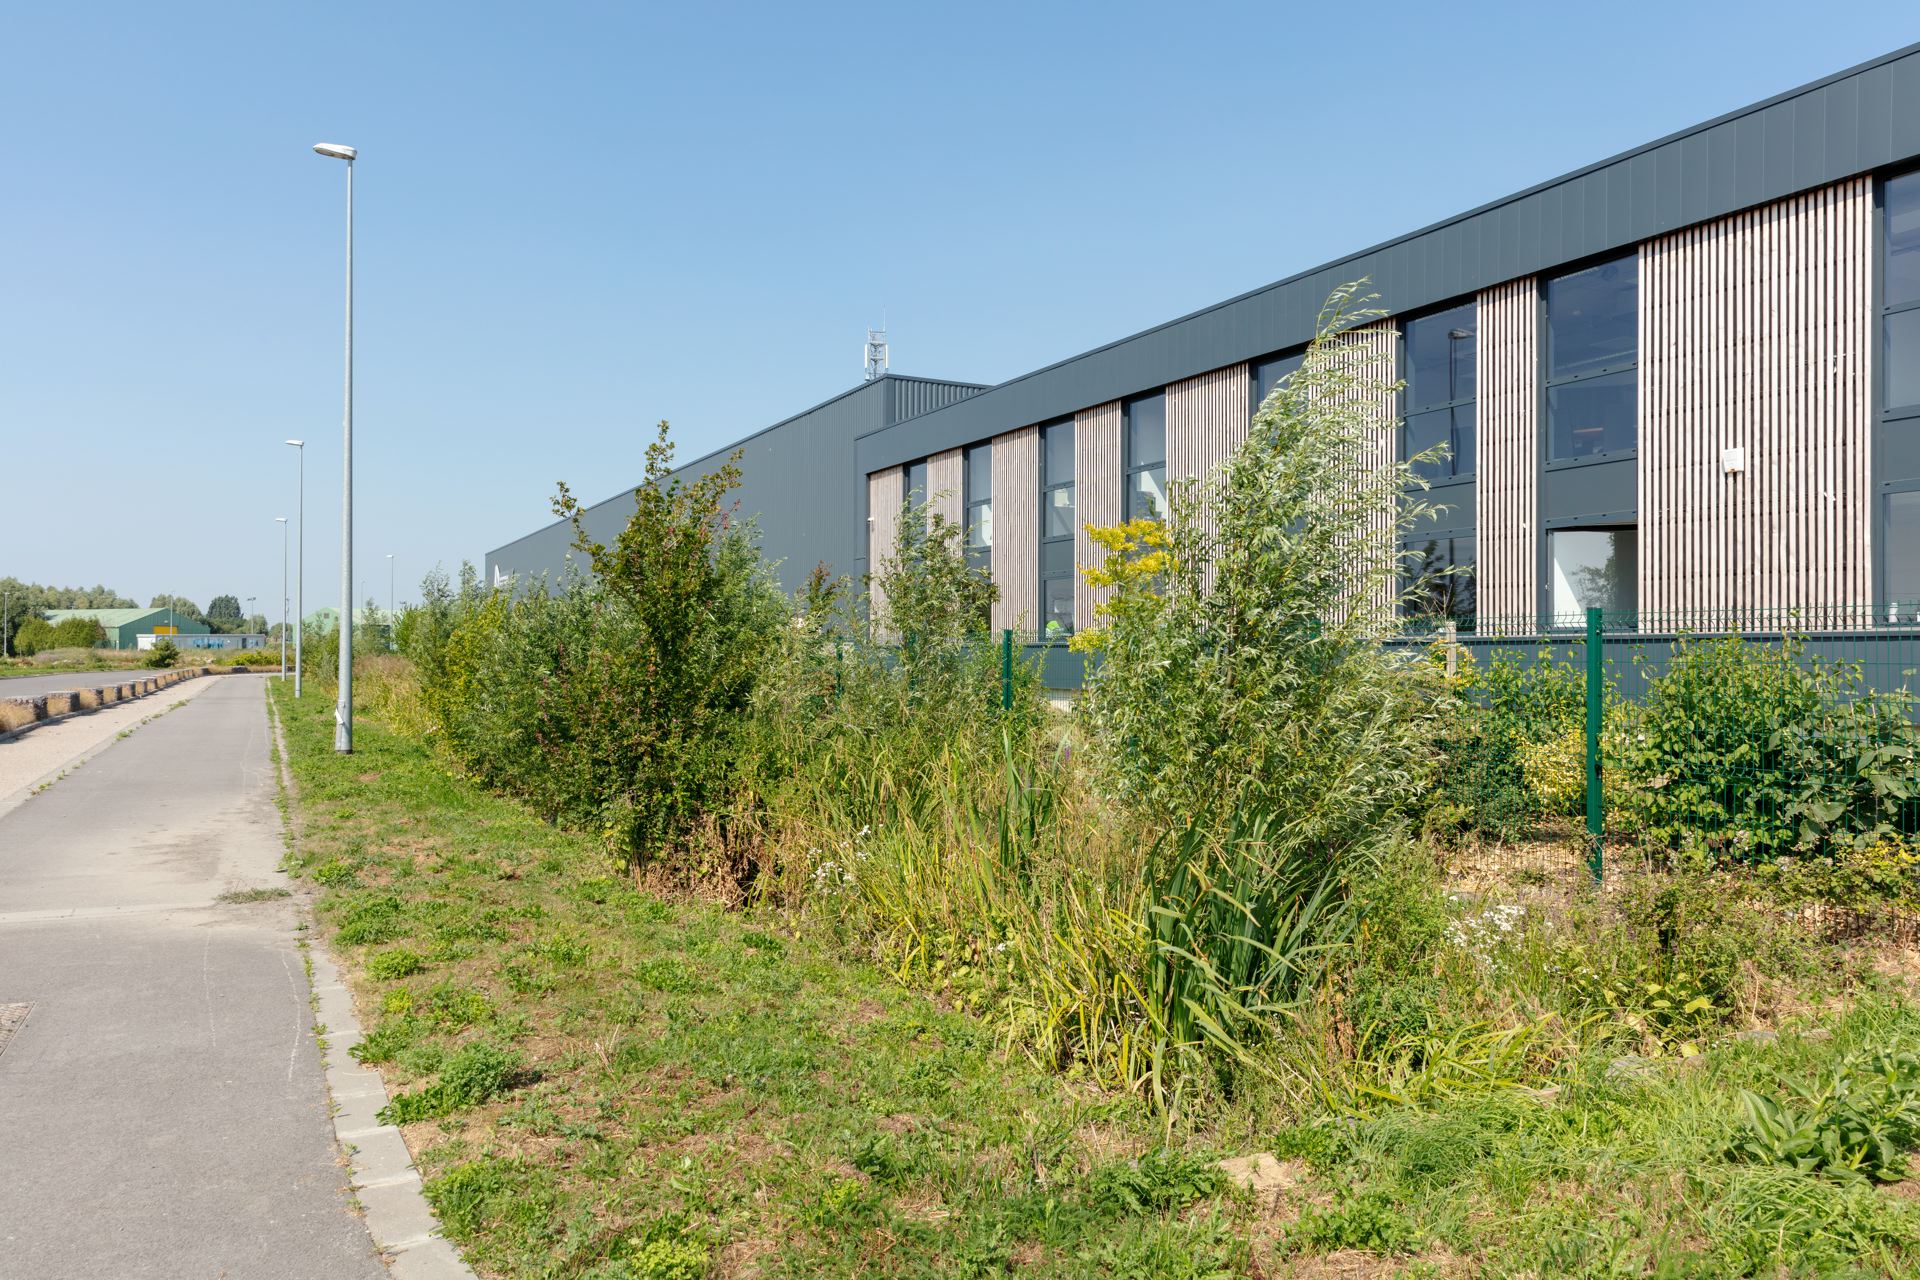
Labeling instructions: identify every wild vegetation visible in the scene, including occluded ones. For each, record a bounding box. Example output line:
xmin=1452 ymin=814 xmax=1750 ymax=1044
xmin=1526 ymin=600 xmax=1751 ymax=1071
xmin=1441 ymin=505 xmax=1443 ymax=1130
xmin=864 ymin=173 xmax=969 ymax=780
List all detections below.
xmin=281 ymin=288 xmax=1920 ymax=1276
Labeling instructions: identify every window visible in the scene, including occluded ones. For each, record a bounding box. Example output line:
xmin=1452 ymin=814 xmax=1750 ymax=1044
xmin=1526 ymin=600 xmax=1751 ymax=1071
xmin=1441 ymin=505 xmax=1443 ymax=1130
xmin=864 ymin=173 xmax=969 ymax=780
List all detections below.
xmin=1403 ymin=534 xmax=1476 ymax=620
xmin=1548 ymin=528 xmax=1637 ymax=625
xmin=1040 ymin=419 xmax=1076 ymax=635
xmin=1546 ymin=256 xmax=1638 ymax=460
xmin=964 ymin=443 xmax=992 ymax=574
xmin=1884 ymin=172 xmax=1920 ymax=418
xmin=1251 ymin=350 xmax=1305 ymax=414
xmin=1403 ymin=304 xmax=1477 ymax=480
xmin=1889 ymin=492 xmax=1920 ymax=614
xmin=903 ymin=459 xmax=929 ymax=507
xmin=1125 ymin=392 xmax=1167 ymax=521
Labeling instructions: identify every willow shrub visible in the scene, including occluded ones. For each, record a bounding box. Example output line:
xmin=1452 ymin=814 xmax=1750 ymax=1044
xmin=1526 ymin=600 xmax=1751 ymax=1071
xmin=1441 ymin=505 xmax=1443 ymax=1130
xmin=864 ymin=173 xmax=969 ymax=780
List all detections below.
xmin=1058 ymin=285 xmax=1454 ymax=1102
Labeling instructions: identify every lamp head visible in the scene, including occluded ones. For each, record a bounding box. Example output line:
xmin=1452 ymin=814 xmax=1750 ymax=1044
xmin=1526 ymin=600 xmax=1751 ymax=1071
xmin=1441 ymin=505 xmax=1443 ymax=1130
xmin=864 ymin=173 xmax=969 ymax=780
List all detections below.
xmin=277 ymin=517 xmax=288 ymax=524
xmin=312 ymin=143 xmax=357 ymax=162
xmin=285 ymin=438 xmax=304 ymax=448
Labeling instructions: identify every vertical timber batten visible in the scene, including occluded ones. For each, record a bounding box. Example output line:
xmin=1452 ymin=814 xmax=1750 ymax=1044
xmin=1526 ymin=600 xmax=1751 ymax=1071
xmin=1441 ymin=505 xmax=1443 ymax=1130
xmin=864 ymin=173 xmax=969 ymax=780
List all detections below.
xmin=990 ymin=426 xmax=1039 ymax=636
xmin=927 ymin=448 xmax=963 ymax=530
xmin=1074 ymin=401 xmax=1122 ymax=630
xmin=1476 ymin=278 xmax=1540 ymax=629
xmin=1638 ymin=177 xmax=1872 ymax=618
xmin=866 ymin=466 xmax=903 ymax=632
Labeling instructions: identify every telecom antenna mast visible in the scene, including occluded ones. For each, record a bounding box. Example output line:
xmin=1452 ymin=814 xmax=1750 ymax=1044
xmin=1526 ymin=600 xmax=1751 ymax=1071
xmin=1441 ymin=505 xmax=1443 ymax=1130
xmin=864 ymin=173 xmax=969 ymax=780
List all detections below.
xmin=864 ymin=326 xmax=889 ymax=381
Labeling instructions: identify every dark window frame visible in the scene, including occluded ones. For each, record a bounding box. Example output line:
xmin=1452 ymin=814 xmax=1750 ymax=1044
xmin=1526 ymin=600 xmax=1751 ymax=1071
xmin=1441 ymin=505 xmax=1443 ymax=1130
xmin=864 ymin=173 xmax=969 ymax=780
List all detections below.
xmin=1541 ymin=252 xmax=1640 ymax=467
xmin=1880 ymin=167 xmax=1920 ymax=425
xmin=903 ymin=458 xmax=930 ymax=507
xmin=963 ymin=442 xmax=992 ymax=575
xmin=1123 ymin=391 xmax=1168 ymax=523
xmin=1039 ymin=418 xmax=1076 ymax=636
xmin=1543 ymin=521 xmax=1640 ymax=629
xmin=1400 ymin=529 xmax=1477 ymax=628
xmin=1399 ymin=300 xmax=1479 ymax=483
xmin=1250 ymin=347 xmax=1307 ymax=417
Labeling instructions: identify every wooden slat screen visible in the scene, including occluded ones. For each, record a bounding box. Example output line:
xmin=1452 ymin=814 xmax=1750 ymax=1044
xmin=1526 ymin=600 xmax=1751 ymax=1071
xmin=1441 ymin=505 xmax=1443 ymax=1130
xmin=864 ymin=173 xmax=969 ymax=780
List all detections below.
xmin=1476 ymin=278 xmax=1539 ymax=627
xmin=1639 ymin=178 xmax=1873 ymax=618
xmin=990 ymin=426 xmax=1039 ymax=636
xmin=866 ymin=466 xmax=902 ymax=632
xmin=926 ymin=448 xmax=963 ymax=530
xmin=1074 ymin=401 xmax=1122 ymax=630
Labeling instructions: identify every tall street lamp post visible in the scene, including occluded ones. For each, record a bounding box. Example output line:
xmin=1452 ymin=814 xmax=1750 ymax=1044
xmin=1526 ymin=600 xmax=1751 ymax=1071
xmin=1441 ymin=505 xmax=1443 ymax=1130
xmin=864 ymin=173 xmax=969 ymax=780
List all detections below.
xmin=286 ymin=439 xmax=305 ymax=694
xmin=387 ymin=552 xmax=395 ymax=650
xmin=276 ymin=517 xmax=289 ymax=677
xmin=313 ymin=141 xmax=356 ymax=752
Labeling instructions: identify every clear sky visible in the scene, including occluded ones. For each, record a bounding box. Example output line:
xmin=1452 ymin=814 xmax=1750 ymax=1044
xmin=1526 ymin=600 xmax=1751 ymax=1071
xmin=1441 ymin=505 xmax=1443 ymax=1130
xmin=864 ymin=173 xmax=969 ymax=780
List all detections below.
xmin=4 ymin=4 xmax=1916 ymax=615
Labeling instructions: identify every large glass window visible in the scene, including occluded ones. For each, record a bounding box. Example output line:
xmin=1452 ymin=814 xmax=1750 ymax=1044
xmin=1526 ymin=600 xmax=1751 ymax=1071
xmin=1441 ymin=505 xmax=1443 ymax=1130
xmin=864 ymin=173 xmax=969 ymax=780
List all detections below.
xmin=1403 ymin=303 xmax=1477 ymax=480
xmin=963 ymin=444 xmax=992 ymax=574
xmin=1040 ymin=419 xmax=1075 ymax=635
xmin=1125 ymin=392 xmax=1167 ymax=521
xmin=904 ymin=458 xmax=929 ymax=507
xmin=1885 ymin=172 xmax=1920 ymax=418
xmin=1549 ymin=528 xmax=1637 ymax=625
xmin=1546 ymin=256 xmax=1638 ymax=460
xmin=1403 ymin=533 xmax=1476 ymax=621
xmin=1251 ymin=349 xmax=1305 ymax=414
xmin=1889 ymin=492 xmax=1920 ymax=613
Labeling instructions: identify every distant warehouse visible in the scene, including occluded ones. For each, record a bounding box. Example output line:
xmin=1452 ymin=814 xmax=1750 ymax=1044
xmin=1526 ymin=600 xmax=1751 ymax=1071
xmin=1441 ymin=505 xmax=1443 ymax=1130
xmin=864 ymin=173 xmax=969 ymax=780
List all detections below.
xmin=491 ymin=43 xmax=1920 ymax=679
xmin=44 ymin=607 xmax=210 ymax=650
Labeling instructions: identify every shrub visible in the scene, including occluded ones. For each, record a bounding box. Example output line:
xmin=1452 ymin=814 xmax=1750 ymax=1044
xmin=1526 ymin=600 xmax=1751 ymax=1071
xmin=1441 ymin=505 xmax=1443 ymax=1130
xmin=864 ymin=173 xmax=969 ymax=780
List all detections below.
xmin=1614 ymin=636 xmax=1920 ymax=863
xmin=11 ymin=618 xmax=55 ymax=656
xmin=141 ymin=638 xmax=179 ymax=668
xmin=1431 ymin=648 xmax=1585 ymax=842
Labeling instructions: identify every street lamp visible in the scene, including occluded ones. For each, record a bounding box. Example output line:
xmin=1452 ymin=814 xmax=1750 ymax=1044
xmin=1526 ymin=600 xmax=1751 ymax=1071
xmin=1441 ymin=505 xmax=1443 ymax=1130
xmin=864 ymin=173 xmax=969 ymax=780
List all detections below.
xmin=286 ymin=439 xmax=305 ymax=695
xmin=276 ymin=518 xmax=289 ymax=677
xmin=387 ymin=552 xmax=395 ymax=650
xmin=313 ymin=141 xmax=356 ymax=753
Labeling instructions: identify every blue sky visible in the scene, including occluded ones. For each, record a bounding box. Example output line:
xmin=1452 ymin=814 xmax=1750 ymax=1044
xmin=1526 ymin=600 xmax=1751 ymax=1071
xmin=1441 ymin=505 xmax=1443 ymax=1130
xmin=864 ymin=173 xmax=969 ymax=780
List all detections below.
xmin=3 ymin=4 xmax=1916 ymax=615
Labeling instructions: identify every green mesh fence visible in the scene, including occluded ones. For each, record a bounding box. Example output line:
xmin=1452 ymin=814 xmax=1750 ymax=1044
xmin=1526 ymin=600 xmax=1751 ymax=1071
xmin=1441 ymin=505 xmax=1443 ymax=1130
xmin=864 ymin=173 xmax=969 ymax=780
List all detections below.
xmin=1423 ymin=606 xmax=1920 ymax=878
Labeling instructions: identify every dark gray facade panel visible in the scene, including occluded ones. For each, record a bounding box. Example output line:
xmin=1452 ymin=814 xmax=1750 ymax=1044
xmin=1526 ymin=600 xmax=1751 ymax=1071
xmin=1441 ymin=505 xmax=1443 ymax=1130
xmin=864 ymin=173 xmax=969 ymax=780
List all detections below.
xmin=856 ymin=44 xmax=1920 ymax=475
xmin=1542 ymin=457 xmax=1637 ymax=525
xmin=485 ymin=375 xmax=984 ymax=597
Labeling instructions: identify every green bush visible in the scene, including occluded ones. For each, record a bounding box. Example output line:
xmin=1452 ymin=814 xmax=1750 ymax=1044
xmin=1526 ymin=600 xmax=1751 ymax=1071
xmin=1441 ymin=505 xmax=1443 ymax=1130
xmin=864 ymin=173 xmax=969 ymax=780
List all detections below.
xmin=141 ymin=638 xmax=179 ymax=668
xmin=379 ymin=1040 xmax=521 ymax=1123
xmin=1614 ymin=637 xmax=1920 ymax=863
xmin=1431 ymin=648 xmax=1585 ymax=842
xmin=12 ymin=618 xmax=55 ymax=656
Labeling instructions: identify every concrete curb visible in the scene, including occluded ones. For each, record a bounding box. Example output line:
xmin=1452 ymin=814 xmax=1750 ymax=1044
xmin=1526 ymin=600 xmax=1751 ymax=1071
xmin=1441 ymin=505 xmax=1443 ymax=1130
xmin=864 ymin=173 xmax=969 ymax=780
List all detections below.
xmin=0 ymin=665 xmax=229 ymax=741
xmin=266 ymin=688 xmax=476 ymax=1280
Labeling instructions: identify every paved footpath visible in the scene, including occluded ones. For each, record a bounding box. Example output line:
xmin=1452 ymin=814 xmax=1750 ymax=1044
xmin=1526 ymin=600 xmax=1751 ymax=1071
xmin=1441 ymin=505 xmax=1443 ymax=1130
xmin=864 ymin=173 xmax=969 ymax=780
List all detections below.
xmin=0 ymin=676 xmax=388 ymax=1279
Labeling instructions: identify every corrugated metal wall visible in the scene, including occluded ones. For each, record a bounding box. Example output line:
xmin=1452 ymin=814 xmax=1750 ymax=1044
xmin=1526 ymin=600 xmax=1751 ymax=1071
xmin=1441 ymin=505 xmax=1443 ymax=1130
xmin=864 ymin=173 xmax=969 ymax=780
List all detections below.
xmin=867 ymin=466 xmax=902 ymax=631
xmin=1639 ymin=178 xmax=1874 ymax=616
xmin=990 ymin=426 xmax=1039 ymax=635
xmin=859 ymin=45 xmax=1920 ymax=475
xmin=891 ymin=376 xmax=988 ymax=423
xmin=1476 ymin=279 xmax=1540 ymax=625
xmin=927 ymin=448 xmax=964 ymax=530
xmin=1074 ymin=401 xmax=1123 ymax=630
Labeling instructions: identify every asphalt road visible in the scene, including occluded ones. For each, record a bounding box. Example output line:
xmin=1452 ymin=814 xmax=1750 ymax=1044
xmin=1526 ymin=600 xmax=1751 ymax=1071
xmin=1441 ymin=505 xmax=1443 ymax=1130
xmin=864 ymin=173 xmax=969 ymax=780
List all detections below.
xmin=0 ymin=677 xmax=386 ymax=1279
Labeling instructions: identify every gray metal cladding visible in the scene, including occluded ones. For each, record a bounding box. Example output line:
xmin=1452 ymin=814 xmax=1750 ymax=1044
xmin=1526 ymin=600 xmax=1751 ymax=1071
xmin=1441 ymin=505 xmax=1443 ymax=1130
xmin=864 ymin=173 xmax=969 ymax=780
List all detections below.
xmin=857 ymin=43 xmax=1920 ymax=474
xmin=485 ymin=375 xmax=984 ymax=597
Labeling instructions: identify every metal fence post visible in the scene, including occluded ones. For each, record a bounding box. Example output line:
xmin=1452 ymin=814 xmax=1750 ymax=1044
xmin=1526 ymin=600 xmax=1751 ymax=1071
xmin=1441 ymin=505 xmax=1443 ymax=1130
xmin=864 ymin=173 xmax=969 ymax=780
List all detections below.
xmin=1001 ymin=628 xmax=1013 ymax=712
xmin=1585 ymin=606 xmax=1604 ymax=882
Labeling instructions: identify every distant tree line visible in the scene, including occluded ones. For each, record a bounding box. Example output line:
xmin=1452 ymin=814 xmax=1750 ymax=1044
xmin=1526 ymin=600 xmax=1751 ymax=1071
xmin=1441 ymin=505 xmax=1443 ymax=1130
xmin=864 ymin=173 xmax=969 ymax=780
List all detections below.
xmin=0 ymin=578 xmax=267 ymax=655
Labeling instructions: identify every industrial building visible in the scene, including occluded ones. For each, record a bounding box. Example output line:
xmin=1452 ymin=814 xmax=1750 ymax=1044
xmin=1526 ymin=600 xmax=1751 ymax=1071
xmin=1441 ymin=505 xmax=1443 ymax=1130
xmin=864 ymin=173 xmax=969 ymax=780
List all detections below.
xmin=44 ymin=607 xmax=210 ymax=650
xmin=490 ymin=43 xmax=1920 ymax=678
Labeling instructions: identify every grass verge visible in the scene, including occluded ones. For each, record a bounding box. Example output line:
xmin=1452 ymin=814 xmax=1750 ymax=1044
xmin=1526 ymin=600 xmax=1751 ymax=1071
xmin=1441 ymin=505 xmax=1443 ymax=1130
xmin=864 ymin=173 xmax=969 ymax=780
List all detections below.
xmin=275 ymin=672 xmax=1920 ymax=1278
xmin=271 ymin=679 xmax=1253 ymax=1279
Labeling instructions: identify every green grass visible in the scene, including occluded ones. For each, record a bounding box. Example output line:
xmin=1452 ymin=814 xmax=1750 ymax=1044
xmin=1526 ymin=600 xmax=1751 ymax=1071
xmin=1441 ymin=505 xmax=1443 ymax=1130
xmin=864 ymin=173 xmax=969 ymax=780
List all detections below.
xmin=272 ymin=677 xmax=1920 ymax=1277
xmin=272 ymin=679 xmax=1245 ymax=1278
xmin=216 ymin=886 xmax=292 ymax=904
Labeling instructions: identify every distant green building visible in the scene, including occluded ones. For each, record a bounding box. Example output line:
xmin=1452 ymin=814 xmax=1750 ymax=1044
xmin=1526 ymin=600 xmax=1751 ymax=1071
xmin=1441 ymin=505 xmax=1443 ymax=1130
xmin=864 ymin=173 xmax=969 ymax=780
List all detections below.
xmin=301 ymin=607 xmax=388 ymax=635
xmin=44 ymin=607 xmax=211 ymax=650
